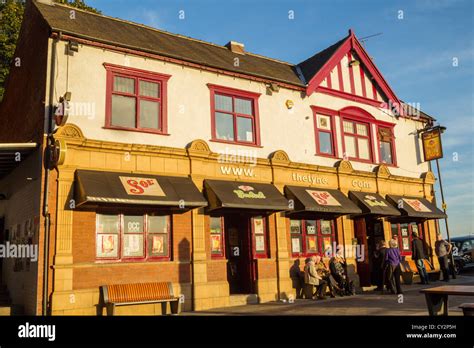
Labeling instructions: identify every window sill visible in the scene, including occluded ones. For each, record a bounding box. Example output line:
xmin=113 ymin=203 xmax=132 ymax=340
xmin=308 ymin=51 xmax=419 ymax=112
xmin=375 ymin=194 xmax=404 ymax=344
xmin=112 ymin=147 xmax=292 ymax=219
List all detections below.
xmin=345 ymin=157 xmax=376 ymax=165
xmin=315 ymin=153 xmax=341 ymax=160
xmin=103 ymin=125 xmax=170 ymax=136
xmin=379 ymin=162 xmax=398 ymax=168
xmin=209 ymin=138 xmax=263 ymax=148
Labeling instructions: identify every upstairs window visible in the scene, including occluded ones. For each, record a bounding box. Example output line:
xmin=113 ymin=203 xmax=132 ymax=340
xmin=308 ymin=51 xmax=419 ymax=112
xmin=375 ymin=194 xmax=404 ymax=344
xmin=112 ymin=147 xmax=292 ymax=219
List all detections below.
xmin=105 ymin=64 xmax=171 ymax=134
xmin=208 ymin=84 xmax=261 ymax=146
xmin=312 ymin=107 xmax=338 ymax=157
xmin=342 ymin=119 xmax=372 ymax=162
xmin=378 ymin=127 xmax=396 ymax=165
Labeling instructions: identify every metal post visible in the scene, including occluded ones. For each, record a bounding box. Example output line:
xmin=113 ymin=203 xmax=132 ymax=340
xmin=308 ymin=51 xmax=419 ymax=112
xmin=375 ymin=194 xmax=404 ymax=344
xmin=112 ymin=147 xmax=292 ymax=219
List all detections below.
xmin=435 ymin=158 xmax=455 ymax=278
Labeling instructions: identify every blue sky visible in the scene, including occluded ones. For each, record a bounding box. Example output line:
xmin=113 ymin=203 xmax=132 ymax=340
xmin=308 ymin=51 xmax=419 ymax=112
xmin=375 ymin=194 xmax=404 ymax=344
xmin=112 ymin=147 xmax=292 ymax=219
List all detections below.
xmin=87 ymin=0 xmax=473 ymax=237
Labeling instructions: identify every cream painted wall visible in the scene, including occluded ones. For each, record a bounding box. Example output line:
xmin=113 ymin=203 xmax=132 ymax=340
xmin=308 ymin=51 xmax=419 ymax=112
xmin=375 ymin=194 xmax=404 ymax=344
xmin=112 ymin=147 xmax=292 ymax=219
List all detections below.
xmin=49 ymin=40 xmax=429 ymax=178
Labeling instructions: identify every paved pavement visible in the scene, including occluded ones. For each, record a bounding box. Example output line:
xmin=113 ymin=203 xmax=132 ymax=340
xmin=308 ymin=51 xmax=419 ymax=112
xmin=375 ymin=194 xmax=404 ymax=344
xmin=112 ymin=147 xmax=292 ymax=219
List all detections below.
xmin=187 ymin=270 xmax=474 ymax=316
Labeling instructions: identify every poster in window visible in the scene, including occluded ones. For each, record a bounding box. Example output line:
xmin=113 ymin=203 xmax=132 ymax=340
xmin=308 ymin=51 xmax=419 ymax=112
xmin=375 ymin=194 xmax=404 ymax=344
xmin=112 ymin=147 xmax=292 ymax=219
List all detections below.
xmin=411 ymin=224 xmax=419 ymax=234
xmin=322 ymin=237 xmax=332 ymax=253
xmin=255 ymin=235 xmax=266 ymax=252
xmin=152 ymin=235 xmax=165 ymax=255
xmin=253 ymin=217 xmax=264 ymax=235
xmin=123 ymin=234 xmax=144 ymax=257
xmin=320 ymin=220 xmax=332 ymax=234
xmin=291 ymin=237 xmax=301 ymax=253
xmin=307 ymin=236 xmax=318 ymax=252
xmin=211 ymin=235 xmax=222 ymax=254
xmin=290 ymin=220 xmax=301 ymax=234
xmin=401 ymin=227 xmax=409 ymax=237
xmin=306 ymin=221 xmax=316 ymax=234
xmin=422 ymin=129 xmax=443 ymax=161
xmin=97 ymin=234 xmax=118 ymax=258
xmin=402 ymin=237 xmax=410 ymax=251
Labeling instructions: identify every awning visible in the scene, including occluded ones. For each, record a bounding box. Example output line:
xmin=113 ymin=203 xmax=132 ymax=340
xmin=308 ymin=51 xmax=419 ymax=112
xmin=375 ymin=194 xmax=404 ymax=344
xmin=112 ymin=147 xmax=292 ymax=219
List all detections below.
xmin=284 ymin=186 xmax=361 ymax=215
xmin=386 ymin=195 xmax=447 ymax=219
xmin=0 ymin=143 xmax=37 ymax=179
xmin=348 ymin=191 xmax=401 ymax=216
xmin=75 ymin=170 xmax=207 ymax=208
xmin=204 ymin=179 xmax=290 ymax=211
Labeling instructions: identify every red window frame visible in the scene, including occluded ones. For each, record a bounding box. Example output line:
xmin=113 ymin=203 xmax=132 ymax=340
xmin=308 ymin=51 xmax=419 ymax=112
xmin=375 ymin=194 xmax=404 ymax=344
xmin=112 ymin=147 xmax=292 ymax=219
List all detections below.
xmin=95 ymin=213 xmax=171 ymax=262
xmin=251 ymin=216 xmax=269 ymax=259
xmin=104 ymin=63 xmax=171 ymax=135
xmin=311 ymin=106 xmax=338 ymax=158
xmin=208 ymin=83 xmax=261 ymax=147
xmin=290 ymin=218 xmax=336 ymax=257
xmin=210 ymin=216 xmax=225 ymax=259
xmin=341 ymin=118 xmax=374 ymax=163
xmin=377 ymin=125 xmax=398 ymax=167
xmin=391 ymin=222 xmax=424 ymax=256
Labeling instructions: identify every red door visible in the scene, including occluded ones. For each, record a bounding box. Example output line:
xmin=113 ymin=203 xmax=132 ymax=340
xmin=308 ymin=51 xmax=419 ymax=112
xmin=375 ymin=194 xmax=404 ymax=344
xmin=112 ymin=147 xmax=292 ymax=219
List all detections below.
xmin=354 ymin=217 xmax=371 ymax=287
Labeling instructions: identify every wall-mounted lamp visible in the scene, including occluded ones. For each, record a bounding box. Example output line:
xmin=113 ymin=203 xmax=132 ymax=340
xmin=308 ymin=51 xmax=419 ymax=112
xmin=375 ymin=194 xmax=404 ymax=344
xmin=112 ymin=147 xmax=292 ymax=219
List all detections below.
xmin=270 ymin=83 xmax=280 ymax=92
xmin=349 ymin=60 xmax=360 ymax=67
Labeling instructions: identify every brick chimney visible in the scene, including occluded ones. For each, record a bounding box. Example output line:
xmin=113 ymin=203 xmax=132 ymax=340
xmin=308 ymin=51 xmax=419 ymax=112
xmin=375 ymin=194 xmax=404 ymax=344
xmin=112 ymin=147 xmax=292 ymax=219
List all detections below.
xmin=225 ymin=41 xmax=245 ymax=55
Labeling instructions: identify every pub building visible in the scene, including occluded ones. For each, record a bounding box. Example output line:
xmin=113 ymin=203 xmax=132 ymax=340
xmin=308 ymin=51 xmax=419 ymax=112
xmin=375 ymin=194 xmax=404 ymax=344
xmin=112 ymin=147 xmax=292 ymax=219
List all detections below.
xmin=0 ymin=1 xmax=446 ymax=315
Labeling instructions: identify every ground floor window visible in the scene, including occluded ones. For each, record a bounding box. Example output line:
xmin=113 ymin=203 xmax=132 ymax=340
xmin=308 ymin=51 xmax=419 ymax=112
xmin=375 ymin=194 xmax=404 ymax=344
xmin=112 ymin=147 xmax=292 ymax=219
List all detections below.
xmin=290 ymin=219 xmax=336 ymax=257
xmin=390 ymin=222 xmax=423 ymax=255
xmin=210 ymin=216 xmax=225 ymax=258
xmin=96 ymin=213 xmax=171 ymax=261
xmin=252 ymin=216 xmax=269 ymax=258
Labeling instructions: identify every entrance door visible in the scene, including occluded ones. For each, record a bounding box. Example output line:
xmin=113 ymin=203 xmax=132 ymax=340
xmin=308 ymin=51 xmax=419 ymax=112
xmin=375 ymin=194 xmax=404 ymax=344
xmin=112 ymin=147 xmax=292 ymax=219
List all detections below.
xmin=354 ymin=217 xmax=384 ymax=287
xmin=225 ymin=214 xmax=254 ymax=294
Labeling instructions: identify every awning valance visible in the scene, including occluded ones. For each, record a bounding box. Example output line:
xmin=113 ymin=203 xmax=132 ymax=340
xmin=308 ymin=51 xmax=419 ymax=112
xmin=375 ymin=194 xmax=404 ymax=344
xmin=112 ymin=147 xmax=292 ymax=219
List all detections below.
xmin=75 ymin=170 xmax=207 ymax=208
xmin=349 ymin=191 xmax=401 ymax=216
xmin=386 ymin=195 xmax=446 ymax=219
xmin=284 ymin=186 xmax=361 ymax=215
xmin=204 ymin=180 xmax=290 ymax=211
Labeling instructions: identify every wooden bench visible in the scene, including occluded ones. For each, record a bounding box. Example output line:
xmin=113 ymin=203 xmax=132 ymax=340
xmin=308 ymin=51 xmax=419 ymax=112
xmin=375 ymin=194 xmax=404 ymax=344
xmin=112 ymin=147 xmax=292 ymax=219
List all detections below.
xmin=401 ymin=259 xmax=440 ymax=284
xmin=420 ymin=285 xmax=474 ymax=316
xmin=100 ymin=282 xmax=179 ymax=316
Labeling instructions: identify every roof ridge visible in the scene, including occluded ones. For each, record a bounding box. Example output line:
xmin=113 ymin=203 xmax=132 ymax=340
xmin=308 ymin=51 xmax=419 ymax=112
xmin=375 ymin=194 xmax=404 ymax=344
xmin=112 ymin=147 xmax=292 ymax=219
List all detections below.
xmin=45 ymin=2 xmax=295 ymax=66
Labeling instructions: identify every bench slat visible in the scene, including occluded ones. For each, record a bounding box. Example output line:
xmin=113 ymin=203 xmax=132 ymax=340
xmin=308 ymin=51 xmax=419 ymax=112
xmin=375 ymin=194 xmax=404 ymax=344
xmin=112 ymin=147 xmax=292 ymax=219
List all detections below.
xmin=103 ymin=282 xmax=177 ymax=304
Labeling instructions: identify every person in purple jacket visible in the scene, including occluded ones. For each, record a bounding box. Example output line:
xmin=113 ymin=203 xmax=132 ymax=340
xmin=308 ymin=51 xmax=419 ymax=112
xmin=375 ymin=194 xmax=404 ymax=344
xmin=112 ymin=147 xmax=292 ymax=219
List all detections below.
xmin=385 ymin=239 xmax=403 ymax=295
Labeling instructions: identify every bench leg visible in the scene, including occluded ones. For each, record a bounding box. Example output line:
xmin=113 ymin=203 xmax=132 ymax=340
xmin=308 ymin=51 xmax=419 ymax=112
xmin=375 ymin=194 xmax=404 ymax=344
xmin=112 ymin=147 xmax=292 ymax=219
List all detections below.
xmin=170 ymin=301 xmax=179 ymax=315
xmin=425 ymin=293 xmax=448 ymax=316
xmin=161 ymin=302 xmax=168 ymax=315
xmin=106 ymin=303 xmax=115 ymax=316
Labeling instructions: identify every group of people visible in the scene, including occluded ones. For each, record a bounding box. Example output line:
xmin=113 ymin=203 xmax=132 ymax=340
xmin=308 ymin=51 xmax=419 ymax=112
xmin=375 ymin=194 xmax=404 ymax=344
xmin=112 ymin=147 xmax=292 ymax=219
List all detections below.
xmin=372 ymin=233 xmax=454 ymax=295
xmin=302 ymin=253 xmax=355 ymax=300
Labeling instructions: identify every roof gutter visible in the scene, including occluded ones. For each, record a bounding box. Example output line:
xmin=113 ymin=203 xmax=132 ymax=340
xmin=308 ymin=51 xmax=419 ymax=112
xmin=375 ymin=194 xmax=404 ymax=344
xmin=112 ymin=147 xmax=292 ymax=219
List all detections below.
xmin=50 ymin=32 xmax=306 ymax=92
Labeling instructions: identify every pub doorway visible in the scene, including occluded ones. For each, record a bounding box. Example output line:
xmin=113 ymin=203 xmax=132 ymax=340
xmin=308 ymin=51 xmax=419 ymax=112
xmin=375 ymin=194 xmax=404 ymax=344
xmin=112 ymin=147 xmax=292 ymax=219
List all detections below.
xmin=354 ymin=217 xmax=384 ymax=287
xmin=224 ymin=214 xmax=255 ymax=294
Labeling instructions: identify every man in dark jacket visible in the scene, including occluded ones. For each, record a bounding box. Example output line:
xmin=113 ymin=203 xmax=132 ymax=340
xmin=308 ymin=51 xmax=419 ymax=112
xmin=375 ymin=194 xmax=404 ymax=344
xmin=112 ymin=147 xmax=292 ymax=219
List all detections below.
xmin=411 ymin=231 xmax=429 ymax=284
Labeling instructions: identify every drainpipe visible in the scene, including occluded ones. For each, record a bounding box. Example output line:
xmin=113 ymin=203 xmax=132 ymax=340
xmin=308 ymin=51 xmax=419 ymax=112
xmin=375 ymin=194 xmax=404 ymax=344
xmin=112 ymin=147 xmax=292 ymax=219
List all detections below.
xmin=42 ymin=33 xmax=59 ymax=316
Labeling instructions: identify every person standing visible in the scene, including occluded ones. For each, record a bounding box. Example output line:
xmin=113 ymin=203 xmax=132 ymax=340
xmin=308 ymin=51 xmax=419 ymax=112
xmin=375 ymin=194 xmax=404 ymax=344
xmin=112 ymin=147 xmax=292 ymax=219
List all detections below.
xmin=304 ymin=256 xmax=319 ymax=299
xmin=411 ymin=232 xmax=429 ymax=285
xmin=385 ymin=239 xmax=403 ymax=295
xmin=372 ymin=240 xmax=387 ymax=291
xmin=435 ymin=234 xmax=452 ymax=282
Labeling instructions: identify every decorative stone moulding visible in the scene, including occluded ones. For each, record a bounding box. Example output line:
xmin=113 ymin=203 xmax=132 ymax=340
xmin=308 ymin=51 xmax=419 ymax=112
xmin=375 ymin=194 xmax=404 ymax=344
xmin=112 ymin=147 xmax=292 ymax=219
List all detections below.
xmin=375 ymin=164 xmax=391 ymax=178
xmin=335 ymin=160 xmax=353 ymax=173
xmin=186 ymin=139 xmax=211 ymax=157
xmin=54 ymin=123 xmax=85 ymax=140
xmin=422 ymin=171 xmax=436 ymax=184
xmin=269 ymin=150 xmax=290 ymax=165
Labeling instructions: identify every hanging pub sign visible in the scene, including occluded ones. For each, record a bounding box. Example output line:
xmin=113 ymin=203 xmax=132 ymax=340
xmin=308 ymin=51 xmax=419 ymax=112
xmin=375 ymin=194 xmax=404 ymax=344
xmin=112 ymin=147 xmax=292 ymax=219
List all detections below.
xmin=422 ymin=128 xmax=443 ymax=161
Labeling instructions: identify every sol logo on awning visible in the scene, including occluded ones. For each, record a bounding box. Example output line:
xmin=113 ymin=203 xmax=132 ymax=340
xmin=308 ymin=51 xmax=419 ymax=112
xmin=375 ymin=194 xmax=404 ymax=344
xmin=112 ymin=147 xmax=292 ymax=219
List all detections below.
xmin=233 ymin=185 xmax=266 ymax=199
xmin=119 ymin=176 xmax=165 ymax=196
xmin=364 ymin=195 xmax=387 ymax=207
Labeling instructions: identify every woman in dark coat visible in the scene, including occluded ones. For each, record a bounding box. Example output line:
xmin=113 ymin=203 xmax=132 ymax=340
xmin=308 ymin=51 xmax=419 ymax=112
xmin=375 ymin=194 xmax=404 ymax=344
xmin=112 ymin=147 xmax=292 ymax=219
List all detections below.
xmin=372 ymin=240 xmax=387 ymax=291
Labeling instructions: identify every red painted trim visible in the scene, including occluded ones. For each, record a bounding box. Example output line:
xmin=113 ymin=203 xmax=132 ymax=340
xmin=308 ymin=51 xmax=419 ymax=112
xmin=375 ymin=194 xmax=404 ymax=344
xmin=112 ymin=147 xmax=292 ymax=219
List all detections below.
xmin=347 ymin=52 xmax=356 ymax=95
xmin=372 ymin=81 xmax=378 ymax=101
xmin=359 ymin=64 xmax=367 ymax=98
xmin=318 ymin=86 xmax=383 ymax=108
xmin=104 ymin=64 xmax=170 ymax=135
xmin=311 ymin=105 xmax=339 ymax=158
xmin=326 ymin=74 xmax=332 ymax=89
xmin=376 ymin=124 xmax=398 ymax=167
xmin=54 ymin=33 xmax=305 ymax=92
xmin=337 ymin=61 xmax=344 ymax=92
xmin=207 ymin=83 xmax=261 ymax=147
xmin=306 ymin=36 xmax=352 ymax=95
